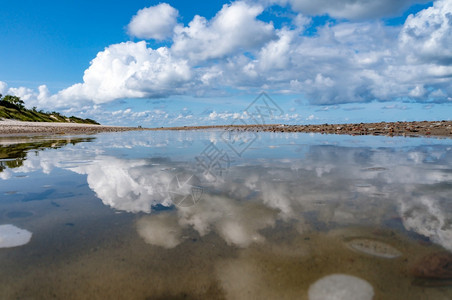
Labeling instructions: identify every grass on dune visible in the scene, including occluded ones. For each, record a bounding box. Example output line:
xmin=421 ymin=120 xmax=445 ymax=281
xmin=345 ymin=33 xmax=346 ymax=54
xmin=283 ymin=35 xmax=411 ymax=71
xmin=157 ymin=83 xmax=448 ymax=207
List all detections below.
xmin=0 ymin=101 xmax=99 ymax=124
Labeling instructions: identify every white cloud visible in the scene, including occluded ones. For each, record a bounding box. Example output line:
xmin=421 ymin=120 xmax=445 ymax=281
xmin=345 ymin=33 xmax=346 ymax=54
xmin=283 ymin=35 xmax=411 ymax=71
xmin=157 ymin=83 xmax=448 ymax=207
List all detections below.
xmin=274 ymin=0 xmax=429 ymax=20
xmin=399 ymin=0 xmax=452 ymax=64
xmin=257 ymin=28 xmax=294 ymax=71
xmin=53 ymin=41 xmax=191 ymax=104
xmin=3 ymin=0 xmax=451 ymax=112
xmin=207 ymin=111 xmax=243 ymax=121
xmin=396 ymin=0 xmax=452 ymax=101
xmin=217 ymin=21 xmax=401 ymax=104
xmin=6 ymin=86 xmax=36 ymax=102
xmin=409 ymin=84 xmax=426 ymax=97
xmin=0 ymin=81 xmax=7 ymax=95
xmin=128 ymin=3 xmax=179 ymax=40
xmin=292 ymin=13 xmax=312 ymax=30
xmin=171 ymin=1 xmax=275 ymax=61
xmin=37 ymin=85 xmax=50 ymax=102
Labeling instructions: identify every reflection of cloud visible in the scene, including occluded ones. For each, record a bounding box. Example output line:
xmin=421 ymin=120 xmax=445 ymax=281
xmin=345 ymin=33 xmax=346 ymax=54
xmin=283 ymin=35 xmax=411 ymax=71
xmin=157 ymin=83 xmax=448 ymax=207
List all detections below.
xmin=0 ymin=138 xmax=97 ymax=176
xmin=0 ymin=169 xmax=12 ymax=180
xmin=137 ymin=213 xmax=183 ymax=248
xmin=399 ymin=196 xmax=452 ymax=251
xmin=132 ymin=193 xmax=277 ymax=248
xmin=71 ymin=156 xmax=174 ymax=213
xmin=0 ymin=224 xmax=32 ymax=248
xmin=3 ymin=132 xmax=452 ymax=252
xmin=178 ymin=195 xmax=276 ymax=248
xmin=260 ymin=181 xmax=293 ymax=219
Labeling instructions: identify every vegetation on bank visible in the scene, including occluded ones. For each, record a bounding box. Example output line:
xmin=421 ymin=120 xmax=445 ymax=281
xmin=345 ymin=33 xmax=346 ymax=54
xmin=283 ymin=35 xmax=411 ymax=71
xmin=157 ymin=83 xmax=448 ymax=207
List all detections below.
xmin=0 ymin=94 xmax=99 ymax=124
xmin=0 ymin=137 xmax=95 ymax=172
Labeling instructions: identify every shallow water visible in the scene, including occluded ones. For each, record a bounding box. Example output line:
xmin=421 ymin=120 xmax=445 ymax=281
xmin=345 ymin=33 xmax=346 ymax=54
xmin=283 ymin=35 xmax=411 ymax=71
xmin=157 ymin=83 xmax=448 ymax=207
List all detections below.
xmin=0 ymin=131 xmax=452 ymax=299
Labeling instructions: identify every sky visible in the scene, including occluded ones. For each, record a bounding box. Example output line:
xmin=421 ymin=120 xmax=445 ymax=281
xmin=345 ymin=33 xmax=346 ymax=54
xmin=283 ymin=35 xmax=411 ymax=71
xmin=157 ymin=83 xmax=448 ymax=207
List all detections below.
xmin=0 ymin=0 xmax=451 ymax=126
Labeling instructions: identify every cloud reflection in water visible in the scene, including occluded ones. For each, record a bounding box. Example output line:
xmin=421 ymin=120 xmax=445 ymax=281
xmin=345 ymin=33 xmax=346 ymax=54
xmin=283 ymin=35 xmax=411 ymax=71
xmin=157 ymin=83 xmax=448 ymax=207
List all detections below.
xmin=77 ymin=144 xmax=452 ymax=250
xmin=1 ymin=133 xmax=451 ymax=251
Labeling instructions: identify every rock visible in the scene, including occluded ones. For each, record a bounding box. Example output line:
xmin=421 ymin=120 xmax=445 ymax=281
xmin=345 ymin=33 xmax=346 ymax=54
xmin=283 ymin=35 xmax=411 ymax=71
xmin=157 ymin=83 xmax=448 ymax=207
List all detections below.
xmin=308 ymin=274 xmax=374 ymax=300
xmin=346 ymin=238 xmax=401 ymax=258
xmin=412 ymin=252 xmax=452 ymax=280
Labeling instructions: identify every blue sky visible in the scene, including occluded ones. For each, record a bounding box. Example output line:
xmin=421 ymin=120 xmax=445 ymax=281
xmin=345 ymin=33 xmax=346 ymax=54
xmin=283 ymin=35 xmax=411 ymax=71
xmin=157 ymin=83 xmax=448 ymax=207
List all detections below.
xmin=1 ymin=0 xmax=451 ymax=126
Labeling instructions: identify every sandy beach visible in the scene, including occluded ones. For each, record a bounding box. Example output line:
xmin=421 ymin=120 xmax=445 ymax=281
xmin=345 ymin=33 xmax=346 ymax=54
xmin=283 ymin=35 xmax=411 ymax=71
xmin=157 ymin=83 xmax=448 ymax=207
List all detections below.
xmin=0 ymin=119 xmax=144 ymax=136
xmin=1 ymin=119 xmax=451 ymax=138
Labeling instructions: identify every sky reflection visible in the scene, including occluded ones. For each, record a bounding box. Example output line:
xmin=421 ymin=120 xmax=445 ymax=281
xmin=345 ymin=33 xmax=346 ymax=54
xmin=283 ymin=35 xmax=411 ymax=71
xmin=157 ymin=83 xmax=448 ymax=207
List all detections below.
xmin=0 ymin=132 xmax=451 ymax=251
xmin=2 ymin=131 xmax=452 ymax=299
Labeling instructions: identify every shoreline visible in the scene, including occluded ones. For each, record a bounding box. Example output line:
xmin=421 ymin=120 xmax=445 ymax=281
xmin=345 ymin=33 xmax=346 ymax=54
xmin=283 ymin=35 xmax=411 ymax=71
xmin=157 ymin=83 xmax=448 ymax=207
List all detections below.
xmin=0 ymin=119 xmax=451 ymax=138
xmin=150 ymin=120 xmax=452 ymax=138
xmin=0 ymin=120 xmax=144 ymax=136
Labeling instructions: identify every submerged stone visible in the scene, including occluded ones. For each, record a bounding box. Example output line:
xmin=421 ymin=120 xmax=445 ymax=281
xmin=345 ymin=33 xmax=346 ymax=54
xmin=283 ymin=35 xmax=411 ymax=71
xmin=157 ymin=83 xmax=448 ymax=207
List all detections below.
xmin=308 ymin=274 xmax=374 ymax=300
xmin=346 ymin=238 xmax=401 ymax=258
xmin=412 ymin=252 xmax=452 ymax=280
xmin=0 ymin=224 xmax=32 ymax=248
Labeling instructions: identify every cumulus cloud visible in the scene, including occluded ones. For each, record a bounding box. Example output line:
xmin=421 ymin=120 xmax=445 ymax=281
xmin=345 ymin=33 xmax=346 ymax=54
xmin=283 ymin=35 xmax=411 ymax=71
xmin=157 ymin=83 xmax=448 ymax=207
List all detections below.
xmin=0 ymin=81 xmax=7 ymax=95
xmin=6 ymin=86 xmax=37 ymax=102
xmin=54 ymin=41 xmax=191 ymax=104
xmin=396 ymin=0 xmax=452 ymax=101
xmin=128 ymin=3 xmax=179 ymax=40
xmin=400 ymin=0 xmax=452 ymax=64
xmin=171 ymin=1 xmax=275 ymax=61
xmin=274 ymin=0 xmax=430 ymax=20
xmin=3 ymin=0 xmax=452 ymax=113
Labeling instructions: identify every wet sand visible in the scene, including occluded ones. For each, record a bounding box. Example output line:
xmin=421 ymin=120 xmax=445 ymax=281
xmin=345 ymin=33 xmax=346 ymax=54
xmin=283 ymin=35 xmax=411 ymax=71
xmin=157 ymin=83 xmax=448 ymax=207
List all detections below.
xmin=1 ymin=119 xmax=451 ymax=138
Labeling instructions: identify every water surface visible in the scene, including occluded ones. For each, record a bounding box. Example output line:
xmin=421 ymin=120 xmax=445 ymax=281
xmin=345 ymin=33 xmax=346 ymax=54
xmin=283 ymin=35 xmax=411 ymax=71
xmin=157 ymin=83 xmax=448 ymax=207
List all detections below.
xmin=0 ymin=131 xmax=451 ymax=299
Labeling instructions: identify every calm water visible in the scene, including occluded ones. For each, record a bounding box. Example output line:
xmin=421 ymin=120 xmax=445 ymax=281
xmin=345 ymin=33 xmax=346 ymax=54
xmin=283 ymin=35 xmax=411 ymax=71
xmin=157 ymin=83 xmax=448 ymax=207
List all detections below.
xmin=0 ymin=131 xmax=452 ymax=299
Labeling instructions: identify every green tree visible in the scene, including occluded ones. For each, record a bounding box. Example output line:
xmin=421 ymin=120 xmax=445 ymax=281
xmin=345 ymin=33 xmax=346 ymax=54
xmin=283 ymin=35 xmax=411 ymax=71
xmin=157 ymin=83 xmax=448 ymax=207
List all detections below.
xmin=1 ymin=95 xmax=25 ymax=110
